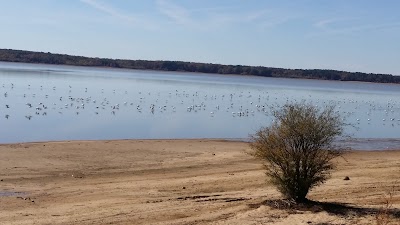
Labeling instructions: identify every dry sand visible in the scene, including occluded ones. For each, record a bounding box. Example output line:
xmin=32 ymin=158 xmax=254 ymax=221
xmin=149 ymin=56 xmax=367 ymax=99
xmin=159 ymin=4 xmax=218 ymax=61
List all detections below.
xmin=0 ymin=139 xmax=399 ymax=225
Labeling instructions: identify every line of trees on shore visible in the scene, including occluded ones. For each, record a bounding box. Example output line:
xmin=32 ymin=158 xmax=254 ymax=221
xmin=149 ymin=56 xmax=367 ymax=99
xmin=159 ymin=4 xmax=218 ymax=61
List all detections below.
xmin=1 ymin=49 xmax=399 ymax=84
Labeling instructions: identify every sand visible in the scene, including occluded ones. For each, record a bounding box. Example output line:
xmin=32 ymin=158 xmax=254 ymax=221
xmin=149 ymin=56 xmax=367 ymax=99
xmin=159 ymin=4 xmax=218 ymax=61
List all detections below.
xmin=0 ymin=139 xmax=399 ymax=225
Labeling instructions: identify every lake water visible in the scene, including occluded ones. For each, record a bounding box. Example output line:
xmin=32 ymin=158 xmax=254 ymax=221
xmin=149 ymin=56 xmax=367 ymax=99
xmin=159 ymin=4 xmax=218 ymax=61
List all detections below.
xmin=1 ymin=62 xmax=399 ymax=149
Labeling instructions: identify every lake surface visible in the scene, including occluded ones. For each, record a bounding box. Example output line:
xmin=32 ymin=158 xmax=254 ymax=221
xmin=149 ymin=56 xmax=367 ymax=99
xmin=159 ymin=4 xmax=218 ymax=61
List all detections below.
xmin=1 ymin=62 xmax=399 ymax=149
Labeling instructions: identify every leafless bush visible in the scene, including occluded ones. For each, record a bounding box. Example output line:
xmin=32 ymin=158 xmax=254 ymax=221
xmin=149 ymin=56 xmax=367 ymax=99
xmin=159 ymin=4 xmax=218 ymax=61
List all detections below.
xmin=250 ymin=102 xmax=347 ymax=203
xmin=376 ymin=184 xmax=397 ymax=225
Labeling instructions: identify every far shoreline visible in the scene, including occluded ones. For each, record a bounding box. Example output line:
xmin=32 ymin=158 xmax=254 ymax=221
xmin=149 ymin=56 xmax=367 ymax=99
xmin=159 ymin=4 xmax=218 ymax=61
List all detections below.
xmin=1 ymin=48 xmax=399 ymax=84
xmin=1 ymin=61 xmax=400 ymax=89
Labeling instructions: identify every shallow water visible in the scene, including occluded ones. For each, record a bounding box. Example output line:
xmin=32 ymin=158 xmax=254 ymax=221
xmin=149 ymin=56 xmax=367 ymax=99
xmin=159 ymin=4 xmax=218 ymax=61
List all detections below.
xmin=0 ymin=191 xmax=25 ymax=197
xmin=0 ymin=62 xmax=399 ymax=149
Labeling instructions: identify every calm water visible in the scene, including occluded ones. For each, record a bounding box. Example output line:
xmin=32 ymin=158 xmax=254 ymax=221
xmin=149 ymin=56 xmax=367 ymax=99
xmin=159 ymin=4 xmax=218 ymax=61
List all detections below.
xmin=1 ymin=62 xmax=399 ymax=149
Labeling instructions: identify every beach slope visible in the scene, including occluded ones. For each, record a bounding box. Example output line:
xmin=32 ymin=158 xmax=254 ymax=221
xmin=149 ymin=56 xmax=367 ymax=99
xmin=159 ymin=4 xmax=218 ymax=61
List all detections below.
xmin=0 ymin=139 xmax=399 ymax=224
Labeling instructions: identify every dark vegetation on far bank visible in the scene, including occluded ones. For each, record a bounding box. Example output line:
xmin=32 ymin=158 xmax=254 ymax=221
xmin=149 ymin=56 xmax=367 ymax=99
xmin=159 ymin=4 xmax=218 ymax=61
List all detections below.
xmin=1 ymin=48 xmax=399 ymax=84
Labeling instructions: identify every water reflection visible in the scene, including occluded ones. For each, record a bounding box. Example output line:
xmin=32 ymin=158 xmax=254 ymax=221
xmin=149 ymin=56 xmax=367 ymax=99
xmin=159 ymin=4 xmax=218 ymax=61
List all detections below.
xmin=1 ymin=62 xmax=400 ymax=148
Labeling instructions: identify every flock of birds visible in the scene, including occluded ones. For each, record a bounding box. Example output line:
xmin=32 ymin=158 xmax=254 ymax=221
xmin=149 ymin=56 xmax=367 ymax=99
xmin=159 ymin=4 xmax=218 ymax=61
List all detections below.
xmin=1 ymin=83 xmax=271 ymax=120
xmin=1 ymin=82 xmax=400 ymax=132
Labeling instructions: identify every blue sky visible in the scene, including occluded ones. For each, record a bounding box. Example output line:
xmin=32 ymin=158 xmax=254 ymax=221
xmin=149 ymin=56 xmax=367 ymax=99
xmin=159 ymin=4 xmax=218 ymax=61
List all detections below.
xmin=0 ymin=0 xmax=399 ymax=75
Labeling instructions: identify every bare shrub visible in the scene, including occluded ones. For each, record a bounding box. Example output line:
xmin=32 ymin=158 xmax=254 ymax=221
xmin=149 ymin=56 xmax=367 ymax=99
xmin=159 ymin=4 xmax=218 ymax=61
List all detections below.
xmin=250 ymin=102 xmax=347 ymax=203
xmin=376 ymin=184 xmax=397 ymax=225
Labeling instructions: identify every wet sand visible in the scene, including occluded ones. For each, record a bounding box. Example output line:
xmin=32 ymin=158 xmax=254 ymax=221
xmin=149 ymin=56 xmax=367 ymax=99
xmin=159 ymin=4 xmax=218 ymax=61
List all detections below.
xmin=0 ymin=139 xmax=399 ymax=224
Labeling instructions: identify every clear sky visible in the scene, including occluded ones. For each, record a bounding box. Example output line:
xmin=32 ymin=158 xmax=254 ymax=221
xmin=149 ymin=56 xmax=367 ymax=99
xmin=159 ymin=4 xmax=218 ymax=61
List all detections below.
xmin=0 ymin=0 xmax=399 ymax=75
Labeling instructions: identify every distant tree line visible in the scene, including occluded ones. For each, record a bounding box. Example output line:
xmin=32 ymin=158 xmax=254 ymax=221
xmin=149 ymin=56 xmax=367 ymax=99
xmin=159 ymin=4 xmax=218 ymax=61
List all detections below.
xmin=1 ymin=49 xmax=399 ymax=84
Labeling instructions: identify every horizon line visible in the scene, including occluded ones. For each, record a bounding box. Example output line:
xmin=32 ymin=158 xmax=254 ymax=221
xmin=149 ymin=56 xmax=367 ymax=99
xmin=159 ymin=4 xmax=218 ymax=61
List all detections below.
xmin=0 ymin=48 xmax=397 ymax=77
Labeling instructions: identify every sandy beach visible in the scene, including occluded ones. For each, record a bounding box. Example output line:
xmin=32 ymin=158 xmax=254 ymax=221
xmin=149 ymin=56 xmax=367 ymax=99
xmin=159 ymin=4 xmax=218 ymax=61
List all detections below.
xmin=0 ymin=139 xmax=399 ymax=225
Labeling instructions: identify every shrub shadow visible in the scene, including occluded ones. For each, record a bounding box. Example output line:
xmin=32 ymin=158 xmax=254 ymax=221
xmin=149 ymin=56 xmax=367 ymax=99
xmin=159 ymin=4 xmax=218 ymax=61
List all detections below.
xmin=257 ymin=199 xmax=400 ymax=218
